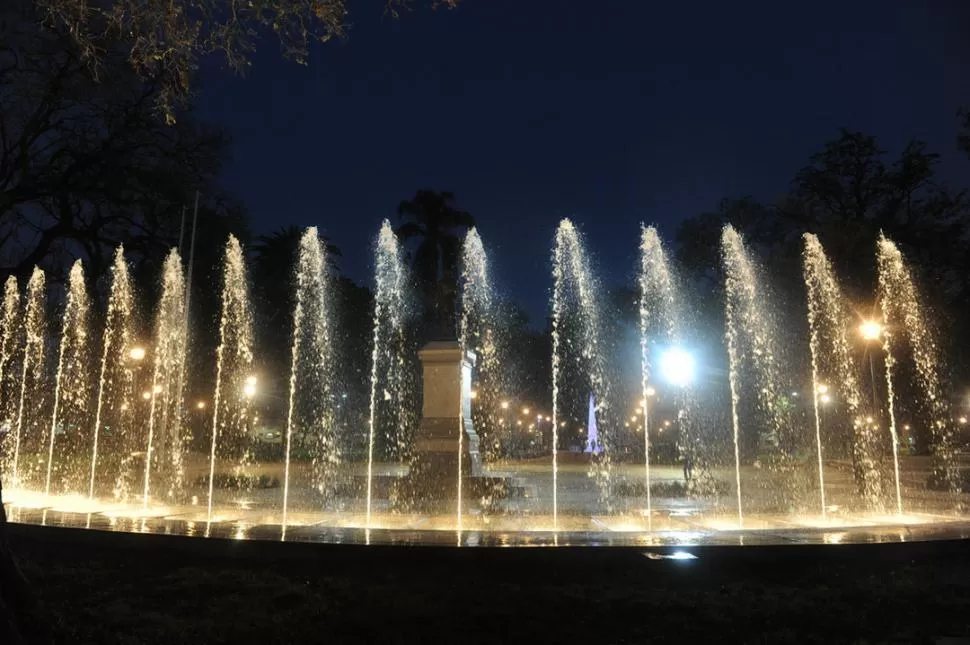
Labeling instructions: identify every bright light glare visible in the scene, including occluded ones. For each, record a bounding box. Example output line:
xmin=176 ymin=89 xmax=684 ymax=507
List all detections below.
xmin=659 ymin=348 xmax=695 ymax=387
xmin=243 ymin=375 xmax=257 ymax=399
xmin=129 ymin=346 xmax=146 ymax=361
xmin=859 ymin=320 xmax=883 ymax=341
xmin=820 ymin=394 xmax=832 ymax=404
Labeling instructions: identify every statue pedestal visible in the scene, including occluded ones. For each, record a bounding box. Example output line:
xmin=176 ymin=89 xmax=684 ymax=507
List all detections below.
xmin=408 ymin=341 xmax=481 ymax=505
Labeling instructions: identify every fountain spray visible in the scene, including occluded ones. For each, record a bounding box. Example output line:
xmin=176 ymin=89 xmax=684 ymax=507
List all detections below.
xmin=0 ymin=277 xmax=21 ymax=474
xmin=877 ymin=234 xmax=958 ymax=500
xmin=87 ymin=247 xmax=137 ymax=502
xmin=282 ymin=228 xmax=335 ymax=538
xmin=365 ymin=221 xmax=407 ymax=533
xmin=206 ymin=235 xmax=255 ymax=532
xmin=638 ymin=225 xmax=679 ymax=528
xmin=46 ymin=261 xmax=90 ymax=496
xmin=143 ymin=250 xmax=188 ymax=508
xmin=12 ymin=268 xmax=47 ymax=488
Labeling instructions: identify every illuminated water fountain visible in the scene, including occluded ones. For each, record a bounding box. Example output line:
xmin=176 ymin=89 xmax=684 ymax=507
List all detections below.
xmin=143 ymin=250 xmax=188 ymax=507
xmin=0 ymin=277 xmax=21 ymax=471
xmin=721 ymin=225 xmax=795 ymax=526
xmin=802 ymin=234 xmax=885 ymax=512
xmin=206 ymin=235 xmax=256 ymax=531
xmin=551 ymin=219 xmax=613 ymax=524
xmin=11 ymin=268 xmax=47 ymax=489
xmin=46 ymin=261 xmax=91 ymax=497
xmin=89 ymin=247 xmax=138 ymax=502
xmin=877 ymin=235 xmax=960 ymax=496
xmin=282 ymin=227 xmax=338 ymax=536
xmin=1 ymin=222 xmax=968 ymax=546
xmin=365 ymin=220 xmax=412 ymax=530
xmin=456 ymin=227 xmax=501 ymax=534
xmin=637 ymin=225 xmax=688 ymax=527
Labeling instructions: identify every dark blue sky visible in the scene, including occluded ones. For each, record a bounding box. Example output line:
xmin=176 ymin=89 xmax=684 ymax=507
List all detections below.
xmin=196 ymin=0 xmax=970 ymax=323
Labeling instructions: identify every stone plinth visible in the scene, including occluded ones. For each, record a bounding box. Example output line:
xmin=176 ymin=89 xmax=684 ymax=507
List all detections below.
xmin=408 ymin=341 xmax=481 ymax=505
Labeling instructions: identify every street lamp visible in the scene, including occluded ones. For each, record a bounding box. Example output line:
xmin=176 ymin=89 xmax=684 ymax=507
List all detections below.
xmin=500 ymin=401 xmax=509 ymax=410
xmin=659 ymin=348 xmax=695 ymax=388
xmin=859 ymin=319 xmax=883 ymax=407
xmin=859 ymin=320 xmax=883 ymax=341
xmin=129 ymin=346 xmax=147 ymax=413
xmin=522 ymin=407 xmax=530 ymax=415
xmin=196 ymin=401 xmax=206 ymax=410
xmin=243 ymin=375 xmax=257 ymax=399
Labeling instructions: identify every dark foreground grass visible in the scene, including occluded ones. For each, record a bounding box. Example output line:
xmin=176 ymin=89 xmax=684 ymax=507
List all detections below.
xmin=8 ymin=525 xmax=970 ymax=644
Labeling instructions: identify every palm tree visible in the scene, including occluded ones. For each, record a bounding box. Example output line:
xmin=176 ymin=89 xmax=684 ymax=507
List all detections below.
xmin=395 ymin=190 xmax=475 ymax=337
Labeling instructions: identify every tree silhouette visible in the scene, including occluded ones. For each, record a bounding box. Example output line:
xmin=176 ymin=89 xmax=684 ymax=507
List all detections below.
xmin=676 ymin=130 xmax=970 ymax=310
xmin=0 ymin=4 xmax=234 ymax=285
xmin=395 ymin=190 xmax=474 ymax=337
xmin=31 ymin=0 xmax=461 ymax=122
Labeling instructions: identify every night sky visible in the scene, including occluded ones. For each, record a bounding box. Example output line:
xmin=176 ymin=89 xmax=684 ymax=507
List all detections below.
xmin=196 ymin=0 xmax=970 ymax=323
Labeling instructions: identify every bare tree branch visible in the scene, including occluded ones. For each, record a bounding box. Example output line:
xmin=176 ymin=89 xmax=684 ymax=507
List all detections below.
xmin=29 ymin=0 xmax=461 ymax=122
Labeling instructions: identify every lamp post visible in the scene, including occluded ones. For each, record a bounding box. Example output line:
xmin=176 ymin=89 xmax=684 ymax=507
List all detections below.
xmin=859 ymin=319 xmax=883 ymax=406
xmin=243 ymin=375 xmax=257 ymax=445
xmin=129 ymin=345 xmax=146 ymax=401
xmin=658 ymin=347 xmax=695 ymax=487
xmin=500 ymin=400 xmax=511 ymax=458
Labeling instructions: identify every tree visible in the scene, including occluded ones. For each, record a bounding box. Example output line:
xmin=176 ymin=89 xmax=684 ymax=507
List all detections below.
xmin=789 ymin=131 xmax=969 ymax=302
xmin=394 ymin=189 xmax=474 ymax=336
xmin=0 ymin=3 xmax=240 ymax=285
xmin=32 ymin=0 xmax=462 ymax=122
xmin=676 ymin=130 xmax=970 ymax=312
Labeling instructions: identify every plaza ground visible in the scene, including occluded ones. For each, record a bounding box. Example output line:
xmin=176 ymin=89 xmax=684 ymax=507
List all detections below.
xmin=7 ymin=521 xmax=970 ymax=644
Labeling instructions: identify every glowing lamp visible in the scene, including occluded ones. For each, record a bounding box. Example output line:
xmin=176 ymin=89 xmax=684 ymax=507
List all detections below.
xmin=659 ymin=348 xmax=695 ymax=387
xmin=243 ymin=375 xmax=257 ymax=399
xmin=859 ymin=320 xmax=883 ymax=341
